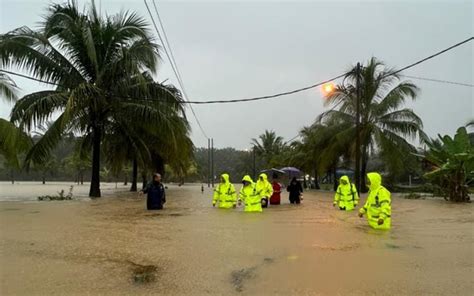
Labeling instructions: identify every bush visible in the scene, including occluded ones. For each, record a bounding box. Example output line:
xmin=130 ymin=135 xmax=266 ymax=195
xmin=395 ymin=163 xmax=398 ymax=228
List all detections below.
xmin=403 ymin=193 xmax=423 ymax=199
xmin=423 ymin=127 xmax=473 ymax=202
xmin=38 ymin=186 xmax=74 ymax=201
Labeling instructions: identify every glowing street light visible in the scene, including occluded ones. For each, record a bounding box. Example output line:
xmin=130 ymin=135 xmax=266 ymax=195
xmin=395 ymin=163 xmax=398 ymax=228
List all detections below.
xmin=321 ymin=82 xmax=335 ymax=96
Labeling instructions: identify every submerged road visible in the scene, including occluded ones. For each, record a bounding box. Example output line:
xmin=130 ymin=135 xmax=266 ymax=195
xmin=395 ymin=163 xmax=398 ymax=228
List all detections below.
xmin=1 ymin=184 xmax=473 ymax=295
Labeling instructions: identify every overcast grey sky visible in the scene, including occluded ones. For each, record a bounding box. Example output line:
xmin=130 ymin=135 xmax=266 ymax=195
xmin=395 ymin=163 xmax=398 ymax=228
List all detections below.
xmin=1 ymin=0 xmax=473 ymax=149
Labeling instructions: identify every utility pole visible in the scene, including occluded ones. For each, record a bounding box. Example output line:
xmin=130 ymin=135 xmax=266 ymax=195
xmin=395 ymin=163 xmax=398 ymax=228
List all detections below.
xmin=207 ymin=138 xmax=211 ymax=187
xmin=211 ymin=138 xmax=215 ymax=188
xmin=354 ymin=62 xmax=362 ymax=192
xmin=252 ymin=147 xmax=256 ymax=180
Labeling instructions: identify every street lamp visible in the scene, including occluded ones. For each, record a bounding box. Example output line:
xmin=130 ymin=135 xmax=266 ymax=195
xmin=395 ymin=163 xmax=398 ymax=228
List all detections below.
xmin=320 ymin=65 xmax=362 ymax=192
xmin=321 ymin=82 xmax=335 ymax=96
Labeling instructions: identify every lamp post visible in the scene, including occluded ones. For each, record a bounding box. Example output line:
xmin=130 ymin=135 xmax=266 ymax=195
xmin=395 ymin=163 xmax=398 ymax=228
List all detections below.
xmin=207 ymin=138 xmax=210 ymax=187
xmin=252 ymin=146 xmax=256 ymax=180
xmin=354 ymin=62 xmax=362 ymax=192
xmin=211 ymin=138 xmax=214 ymax=188
xmin=321 ymin=63 xmax=362 ymax=192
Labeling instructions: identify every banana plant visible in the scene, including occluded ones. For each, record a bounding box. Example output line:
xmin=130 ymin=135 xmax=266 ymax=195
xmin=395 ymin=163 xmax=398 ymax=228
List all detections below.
xmin=423 ymin=127 xmax=473 ymax=202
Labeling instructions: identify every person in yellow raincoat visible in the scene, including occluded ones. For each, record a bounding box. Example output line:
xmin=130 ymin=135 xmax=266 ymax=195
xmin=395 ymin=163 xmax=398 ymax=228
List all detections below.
xmin=212 ymin=173 xmax=237 ymax=209
xmin=256 ymin=173 xmax=273 ymax=208
xmin=238 ymin=175 xmax=262 ymax=212
xmin=333 ymin=175 xmax=359 ymax=211
xmin=358 ymin=172 xmax=391 ymax=230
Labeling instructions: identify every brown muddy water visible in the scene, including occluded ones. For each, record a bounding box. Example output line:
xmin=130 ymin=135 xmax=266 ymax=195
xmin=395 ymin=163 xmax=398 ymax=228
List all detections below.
xmin=0 ymin=184 xmax=473 ymax=295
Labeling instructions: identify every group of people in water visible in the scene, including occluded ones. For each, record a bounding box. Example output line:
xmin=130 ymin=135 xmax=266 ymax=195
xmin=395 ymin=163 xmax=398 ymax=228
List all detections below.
xmin=212 ymin=173 xmax=304 ymax=212
xmin=140 ymin=171 xmax=392 ymax=230
xmin=212 ymin=172 xmax=391 ymax=230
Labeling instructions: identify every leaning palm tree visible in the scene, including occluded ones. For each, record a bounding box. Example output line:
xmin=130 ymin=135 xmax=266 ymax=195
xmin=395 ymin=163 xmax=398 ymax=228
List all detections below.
xmin=1 ymin=2 xmax=182 ymax=197
xmin=251 ymin=130 xmax=285 ymax=167
xmin=318 ymin=57 xmax=427 ymax=189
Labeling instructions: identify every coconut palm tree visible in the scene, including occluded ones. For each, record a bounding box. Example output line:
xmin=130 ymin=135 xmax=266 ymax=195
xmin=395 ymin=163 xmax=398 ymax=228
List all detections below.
xmin=1 ymin=2 xmax=183 ymax=197
xmin=318 ymin=57 xmax=427 ymax=189
xmin=251 ymin=130 xmax=285 ymax=167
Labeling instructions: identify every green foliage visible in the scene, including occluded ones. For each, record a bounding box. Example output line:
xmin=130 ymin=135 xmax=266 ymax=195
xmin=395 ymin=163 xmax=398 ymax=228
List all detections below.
xmin=251 ymin=130 xmax=286 ymax=167
xmin=1 ymin=2 xmax=190 ymax=196
xmin=0 ymin=118 xmax=32 ymax=169
xmin=314 ymin=58 xmax=425 ymax=185
xmin=38 ymin=185 xmax=74 ymax=201
xmin=193 ymin=147 xmax=266 ymax=183
xmin=423 ymin=127 xmax=473 ymax=202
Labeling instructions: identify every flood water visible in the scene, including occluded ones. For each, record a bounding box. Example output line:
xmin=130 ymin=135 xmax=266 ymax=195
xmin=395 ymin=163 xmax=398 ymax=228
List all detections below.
xmin=1 ymin=184 xmax=473 ymax=295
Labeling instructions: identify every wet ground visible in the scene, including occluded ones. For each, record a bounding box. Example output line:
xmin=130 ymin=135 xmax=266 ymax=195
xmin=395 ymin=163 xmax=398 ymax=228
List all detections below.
xmin=0 ymin=184 xmax=473 ymax=295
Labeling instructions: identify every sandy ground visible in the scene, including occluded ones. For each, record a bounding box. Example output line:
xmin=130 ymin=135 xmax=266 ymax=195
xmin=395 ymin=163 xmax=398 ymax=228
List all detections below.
xmin=0 ymin=184 xmax=473 ymax=295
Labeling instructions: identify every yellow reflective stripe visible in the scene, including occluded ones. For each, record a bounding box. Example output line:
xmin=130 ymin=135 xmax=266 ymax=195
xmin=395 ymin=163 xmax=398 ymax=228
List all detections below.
xmin=247 ymin=201 xmax=261 ymax=206
xmin=371 ymin=214 xmax=391 ymax=219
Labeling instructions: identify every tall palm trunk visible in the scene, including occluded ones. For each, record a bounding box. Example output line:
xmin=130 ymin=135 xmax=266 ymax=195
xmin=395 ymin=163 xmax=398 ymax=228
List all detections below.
xmin=332 ymin=165 xmax=338 ymax=191
xmin=130 ymin=157 xmax=138 ymax=192
xmin=89 ymin=126 xmax=101 ymax=197
xmin=141 ymin=171 xmax=147 ymax=190
xmin=313 ymin=166 xmax=320 ymax=189
xmin=152 ymin=153 xmax=165 ymax=176
xmin=361 ymin=143 xmax=368 ymax=193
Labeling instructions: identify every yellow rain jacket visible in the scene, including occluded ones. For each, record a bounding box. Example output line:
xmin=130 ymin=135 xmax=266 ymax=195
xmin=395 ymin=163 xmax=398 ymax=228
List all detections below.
xmin=239 ymin=175 xmax=262 ymax=212
xmin=359 ymin=172 xmax=391 ymax=230
xmin=213 ymin=174 xmax=237 ymax=209
xmin=256 ymin=173 xmax=273 ymax=199
xmin=334 ymin=175 xmax=359 ymax=211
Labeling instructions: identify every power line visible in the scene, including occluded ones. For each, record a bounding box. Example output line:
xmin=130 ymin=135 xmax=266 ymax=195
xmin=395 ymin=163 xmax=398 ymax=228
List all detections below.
xmin=151 ymin=0 xmax=185 ymax=89
xmin=144 ymin=0 xmax=209 ymax=139
xmin=3 ymin=37 xmax=473 ymax=105
xmin=400 ymin=74 xmax=473 ymax=87
xmin=151 ymin=0 xmax=210 ymax=139
xmin=383 ymin=36 xmax=473 ymax=78
xmin=175 ymin=37 xmax=474 ymax=104
xmin=184 ymin=72 xmax=349 ymax=104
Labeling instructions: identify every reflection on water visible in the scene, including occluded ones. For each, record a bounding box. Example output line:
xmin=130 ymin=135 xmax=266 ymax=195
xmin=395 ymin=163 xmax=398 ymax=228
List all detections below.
xmin=1 ymin=184 xmax=473 ymax=295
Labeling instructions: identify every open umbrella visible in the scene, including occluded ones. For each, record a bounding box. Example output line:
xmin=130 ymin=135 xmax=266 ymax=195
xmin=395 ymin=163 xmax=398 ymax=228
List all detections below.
xmin=260 ymin=168 xmax=286 ymax=176
xmin=279 ymin=167 xmax=302 ymax=177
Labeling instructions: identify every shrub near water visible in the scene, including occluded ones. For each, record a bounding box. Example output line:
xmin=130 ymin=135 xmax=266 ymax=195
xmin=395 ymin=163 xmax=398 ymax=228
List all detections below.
xmin=423 ymin=127 xmax=473 ymax=202
xmin=38 ymin=186 xmax=74 ymax=201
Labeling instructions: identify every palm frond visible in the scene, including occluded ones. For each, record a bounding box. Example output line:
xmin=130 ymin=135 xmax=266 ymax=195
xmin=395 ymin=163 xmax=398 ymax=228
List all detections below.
xmin=0 ymin=72 xmax=19 ymax=102
xmin=23 ymin=114 xmax=67 ymax=169
xmin=10 ymin=91 xmax=69 ymax=130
